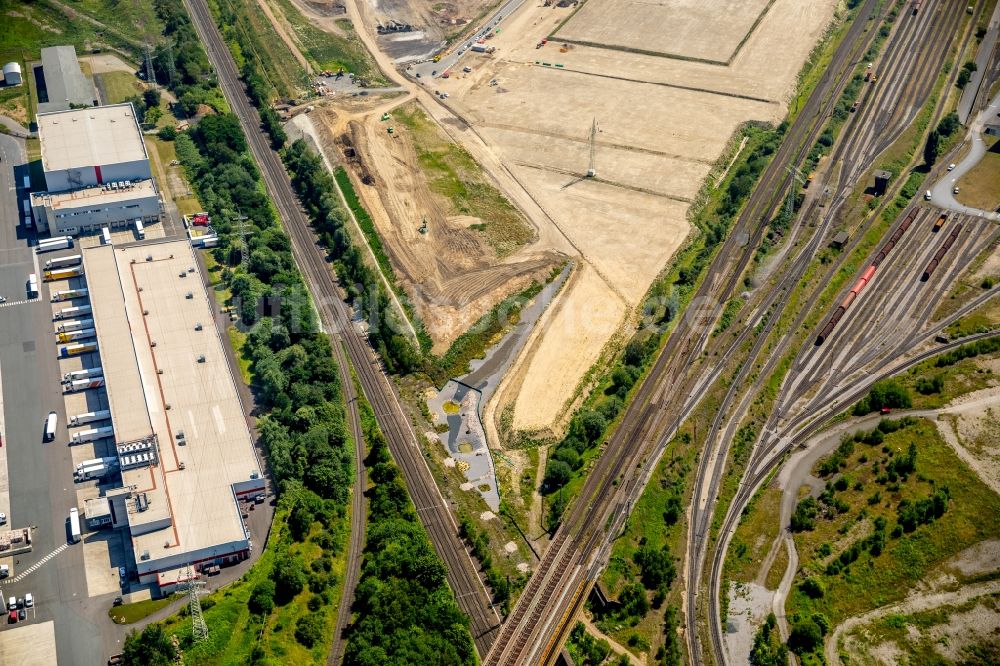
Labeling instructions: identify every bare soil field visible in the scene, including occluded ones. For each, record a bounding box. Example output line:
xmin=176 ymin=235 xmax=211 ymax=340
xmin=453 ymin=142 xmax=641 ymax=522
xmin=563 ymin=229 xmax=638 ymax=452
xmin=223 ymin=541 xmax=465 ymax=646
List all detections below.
xmin=325 ymin=105 xmax=563 ymax=350
xmin=431 ymin=0 xmax=835 ymax=435
xmin=554 ymin=0 xmax=773 ymax=64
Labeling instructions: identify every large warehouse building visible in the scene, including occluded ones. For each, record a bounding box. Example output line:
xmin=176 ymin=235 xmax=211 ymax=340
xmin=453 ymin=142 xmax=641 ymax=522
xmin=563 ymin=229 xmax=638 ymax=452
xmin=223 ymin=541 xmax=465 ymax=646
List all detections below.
xmin=82 ymin=240 xmax=264 ymax=591
xmin=30 ymin=103 xmax=162 ymax=235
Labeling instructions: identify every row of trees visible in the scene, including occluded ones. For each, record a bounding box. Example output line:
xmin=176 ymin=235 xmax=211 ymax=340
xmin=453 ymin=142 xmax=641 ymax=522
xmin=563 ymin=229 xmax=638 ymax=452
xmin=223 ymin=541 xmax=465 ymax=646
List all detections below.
xmin=152 ymin=0 xmax=228 ymax=116
xmin=344 ymin=408 xmax=477 ymax=665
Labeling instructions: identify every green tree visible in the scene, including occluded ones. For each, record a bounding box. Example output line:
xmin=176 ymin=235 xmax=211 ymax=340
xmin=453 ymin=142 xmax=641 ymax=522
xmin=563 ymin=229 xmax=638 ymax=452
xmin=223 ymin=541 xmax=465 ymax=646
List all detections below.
xmin=294 ymin=613 xmax=326 ymax=647
xmin=787 ymin=617 xmax=823 ymax=654
xmin=634 ymin=544 xmax=676 ymax=590
xmin=273 ymin=554 xmax=306 ymax=604
xmin=750 ymin=613 xmax=788 ymax=666
xmin=924 ymin=129 xmax=940 ymax=166
xmin=248 ymin=579 xmax=276 ymax=615
xmin=122 ymin=625 xmax=176 ymax=666
xmin=543 ymin=460 xmax=573 ymax=491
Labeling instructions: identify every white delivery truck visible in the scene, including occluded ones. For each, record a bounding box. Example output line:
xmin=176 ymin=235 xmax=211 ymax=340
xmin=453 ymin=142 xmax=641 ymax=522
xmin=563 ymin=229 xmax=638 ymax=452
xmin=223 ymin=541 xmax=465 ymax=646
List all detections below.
xmin=101 ymin=228 xmax=112 ymax=245
xmin=27 ymin=273 xmax=38 ymax=298
xmin=69 ymin=508 xmax=81 ymax=543
xmin=63 ymin=377 xmax=105 ymax=394
xmin=51 ymin=287 xmax=89 ymax=302
xmin=134 ymin=219 xmax=145 ymax=240
xmin=44 ymin=411 xmax=58 ymax=442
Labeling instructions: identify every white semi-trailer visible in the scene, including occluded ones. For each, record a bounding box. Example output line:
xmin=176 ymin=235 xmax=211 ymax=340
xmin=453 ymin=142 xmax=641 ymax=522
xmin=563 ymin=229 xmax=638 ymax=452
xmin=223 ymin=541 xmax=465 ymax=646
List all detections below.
xmin=63 ymin=377 xmax=105 ymax=394
xmin=69 ymin=409 xmax=111 ymax=426
xmin=74 ymin=457 xmax=119 ymax=482
xmin=36 ymin=238 xmax=73 ymax=253
xmin=54 ymin=305 xmax=92 ymax=320
xmin=69 ymin=426 xmax=115 ymax=445
xmin=51 ymin=288 xmax=89 ymax=302
xmin=63 ymin=367 xmax=103 ymax=383
xmin=55 ymin=318 xmax=94 ymax=333
xmin=44 ymin=254 xmax=82 ymax=270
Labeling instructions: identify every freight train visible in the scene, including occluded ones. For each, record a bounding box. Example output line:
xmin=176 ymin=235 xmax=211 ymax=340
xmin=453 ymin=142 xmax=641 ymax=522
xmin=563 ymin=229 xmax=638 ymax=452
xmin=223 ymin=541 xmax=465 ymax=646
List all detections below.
xmin=815 ymin=208 xmax=919 ymax=345
xmin=921 ymin=223 xmax=963 ymax=282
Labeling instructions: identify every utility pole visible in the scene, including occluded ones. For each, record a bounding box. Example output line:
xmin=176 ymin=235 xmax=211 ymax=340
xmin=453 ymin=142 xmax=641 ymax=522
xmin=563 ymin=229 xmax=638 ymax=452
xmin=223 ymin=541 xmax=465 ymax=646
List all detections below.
xmin=586 ymin=117 xmax=598 ymax=178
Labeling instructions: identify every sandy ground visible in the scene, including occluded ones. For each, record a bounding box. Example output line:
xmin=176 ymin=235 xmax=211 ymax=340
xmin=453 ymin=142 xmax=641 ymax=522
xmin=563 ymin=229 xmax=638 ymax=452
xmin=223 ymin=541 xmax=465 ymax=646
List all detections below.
xmin=78 ymin=53 xmax=137 ymax=75
xmin=555 ymin=0 xmax=772 ymax=63
xmin=332 ymin=111 xmax=563 ymax=350
xmin=934 ymin=384 xmax=1000 ymax=495
xmin=831 ymin=580 xmax=1000 ymax=666
xmin=432 ymin=0 xmax=835 ymax=435
xmin=503 ymin=263 xmax=626 ymax=431
xmin=724 ymin=581 xmax=776 ymax=662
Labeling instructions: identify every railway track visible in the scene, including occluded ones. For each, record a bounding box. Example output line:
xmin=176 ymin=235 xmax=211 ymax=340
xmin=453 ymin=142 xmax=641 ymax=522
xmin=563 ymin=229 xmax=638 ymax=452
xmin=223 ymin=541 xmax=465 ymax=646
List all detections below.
xmin=484 ymin=1 xmax=892 ymax=664
xmin=182 ymin=0 xmax=501 ymax=656
xmin=695 ymin=3 xmax=979 ymax=660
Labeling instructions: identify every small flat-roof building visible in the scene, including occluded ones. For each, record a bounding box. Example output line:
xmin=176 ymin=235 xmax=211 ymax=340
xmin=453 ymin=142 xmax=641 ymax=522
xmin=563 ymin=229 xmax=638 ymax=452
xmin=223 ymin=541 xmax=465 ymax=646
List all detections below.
xmin=37 ymin=45 xmax=95 ymax=113
xmin=83 ymin=240 xmax=264 ymax=591
xmin=30 ymin=103 xmax=160 ymax=235
xmin=3 ymin=62 xmax=21 ymax=86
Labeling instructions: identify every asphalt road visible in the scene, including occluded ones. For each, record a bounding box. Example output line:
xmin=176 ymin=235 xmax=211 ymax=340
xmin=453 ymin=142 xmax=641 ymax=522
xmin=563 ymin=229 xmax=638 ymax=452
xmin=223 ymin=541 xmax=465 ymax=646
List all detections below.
xmin=182 ymin=0 xmax=500 ymax=656
xmin=0 ymin=133 xmax=113 ymax=665
xmin=930 ymin=89 xmax=1000 ymax=219
xmin=409 ymin=0 xmax=525 ymax=80
xmin=958 ymin=0 xmax=1000 ymax=123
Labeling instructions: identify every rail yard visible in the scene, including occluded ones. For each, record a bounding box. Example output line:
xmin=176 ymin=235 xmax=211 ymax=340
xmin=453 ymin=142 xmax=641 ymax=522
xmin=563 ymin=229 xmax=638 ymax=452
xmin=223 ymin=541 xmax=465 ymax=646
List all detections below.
xmin=3 ymin=0 xmax=998 ymax=663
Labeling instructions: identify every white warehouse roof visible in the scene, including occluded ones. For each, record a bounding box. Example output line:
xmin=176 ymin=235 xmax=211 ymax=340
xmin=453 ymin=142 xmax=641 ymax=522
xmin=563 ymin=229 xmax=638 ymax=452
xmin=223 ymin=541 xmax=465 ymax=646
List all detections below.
xmin=38 ymin=103 xmax=148 ymax=174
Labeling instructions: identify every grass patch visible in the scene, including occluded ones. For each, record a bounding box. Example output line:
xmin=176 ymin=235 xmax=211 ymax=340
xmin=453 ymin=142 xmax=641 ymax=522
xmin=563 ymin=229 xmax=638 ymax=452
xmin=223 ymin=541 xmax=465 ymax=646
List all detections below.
xmin=97 ymin=70 xmax=145 ymax=104
xmin=270 ymin=0 xmax=384 ymax=83
xmin=725 ymin=484 xmax=783 ymax=583
xmin=228 ymin=327 xmax=252 ymax=383
xmin=209 ymin=0 xmax=306 ymax=98
xmin=898 ymin=350 xmax=1000 ymax=410
xmin=332 ymin=166 xmax=398 ymax=288
xmin=787 ymin=418 xmax=1000 ymax=629
xmin=392 ymin=103 xmax=533 ymax=257
xmin=956 ymin=135 xmax=1000 ymax=211
xmin=109 ymin=593 xmax=181 ymax=624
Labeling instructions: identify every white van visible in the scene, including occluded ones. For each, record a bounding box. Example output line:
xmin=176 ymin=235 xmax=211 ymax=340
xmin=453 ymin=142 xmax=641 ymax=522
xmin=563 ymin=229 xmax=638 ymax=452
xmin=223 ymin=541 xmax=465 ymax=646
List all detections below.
xmin=924 ymin=190 xmax=932 ymax=200
xmin=44 ymin=411 xmax=57 ymax=442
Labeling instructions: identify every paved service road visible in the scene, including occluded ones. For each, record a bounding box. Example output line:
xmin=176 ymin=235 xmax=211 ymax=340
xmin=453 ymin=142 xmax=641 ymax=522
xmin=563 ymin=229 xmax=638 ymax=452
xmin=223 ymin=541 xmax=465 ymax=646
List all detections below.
xmin=929 ymin=89 xmax=1000 ymax=220
xmin=958 ymin=0 xmax=1000 ymax=123
xmin=409 ymin=0 xmax=525 ymax=80
xmin=0 ymin=134 xmax=122 ymax=666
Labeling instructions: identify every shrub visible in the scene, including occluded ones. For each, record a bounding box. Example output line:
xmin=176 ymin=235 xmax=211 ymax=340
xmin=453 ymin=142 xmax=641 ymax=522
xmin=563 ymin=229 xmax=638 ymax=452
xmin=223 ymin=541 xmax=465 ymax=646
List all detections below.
xmin=799 ymin=577 xmax=825 ymax=599
xmin=294 ymin=613 xmax=325 ymax=648
xmin=248 ymin=580 xmax=276 ymax=616
xmin=787 ymin=618 xmax=823 ymax=654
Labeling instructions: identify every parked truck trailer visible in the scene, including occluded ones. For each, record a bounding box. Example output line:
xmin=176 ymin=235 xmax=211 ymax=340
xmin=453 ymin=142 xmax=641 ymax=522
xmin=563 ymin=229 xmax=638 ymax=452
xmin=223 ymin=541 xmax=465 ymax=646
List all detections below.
xmin=55 ymin=318 xmax=94 ymax=333
xmin=44 ymin=267 xmax=84 ymax=282
xmin=63 ymin=377 xmax=105 ymax=393
xmin=63 ymin=367 xmax=103 ymax=383
xmin=56 ymin=328 xmax=96 ymax=343
xmin=69 ymin=426 xmax=115 ymax=445
xmin=54 ymin=305 xmax=92 ymax=320
xmin=36 ymin=238 xmax=73 ymax=253
xmin=69 ymin=409 xmax=111 ymax=426
xmin=60 ymin=342 xmax=97 ymax=358
xmin=44 ymin=254 xmax=82 ymax=270
xmin=51 ymin=288 xmax=88 ymax=302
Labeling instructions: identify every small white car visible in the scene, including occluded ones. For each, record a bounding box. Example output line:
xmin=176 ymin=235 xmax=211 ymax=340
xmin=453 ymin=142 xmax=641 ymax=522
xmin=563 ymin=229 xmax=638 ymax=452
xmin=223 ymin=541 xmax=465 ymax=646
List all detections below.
xmin=925 ymin=190 xmax=932 ymax=200
xmin=0 ymin=564 xmax=8 ymax=578
xmin=953 ymin=186 xmax=960 ymax=194
xmin=24 ymin=593 xmax=32 ymax=608
xmin=947 ymin=163 xmax=956 ymax=171
xmin=0 ymin=512 xmax=6 ymax=525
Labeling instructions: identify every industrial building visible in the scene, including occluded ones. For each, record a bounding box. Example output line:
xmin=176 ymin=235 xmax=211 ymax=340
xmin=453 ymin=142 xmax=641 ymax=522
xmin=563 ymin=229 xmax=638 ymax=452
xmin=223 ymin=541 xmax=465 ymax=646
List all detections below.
xmin=36 ymin=45 xmax=96 ymax=113
xmin=30 ymin=103 xmax=162 ymax=235
xmin=82 ymin=240 xmax=264 ymax=592
xmin=2 ymin=62 xmax=21 ymax=86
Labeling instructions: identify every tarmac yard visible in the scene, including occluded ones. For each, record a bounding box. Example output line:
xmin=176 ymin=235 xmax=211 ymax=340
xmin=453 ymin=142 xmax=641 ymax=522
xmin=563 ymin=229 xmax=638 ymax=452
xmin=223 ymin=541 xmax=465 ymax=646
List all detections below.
xmin=435 ymin=0 xmax=836 ymax=435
